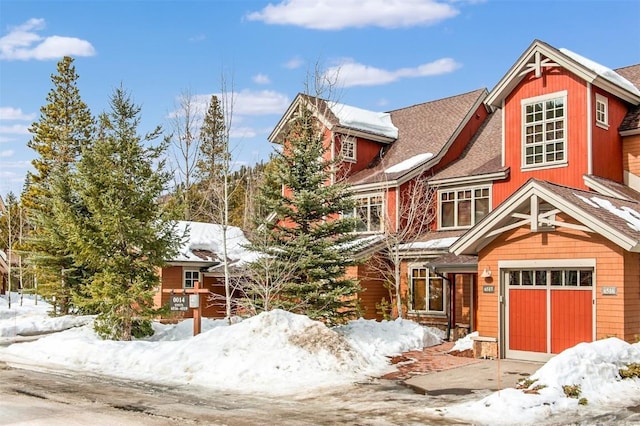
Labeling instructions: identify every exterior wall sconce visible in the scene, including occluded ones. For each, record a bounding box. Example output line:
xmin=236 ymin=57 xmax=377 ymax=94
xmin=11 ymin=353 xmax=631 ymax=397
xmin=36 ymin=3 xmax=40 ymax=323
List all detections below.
xmin=480 ymin=267 xmax=492 ymax=278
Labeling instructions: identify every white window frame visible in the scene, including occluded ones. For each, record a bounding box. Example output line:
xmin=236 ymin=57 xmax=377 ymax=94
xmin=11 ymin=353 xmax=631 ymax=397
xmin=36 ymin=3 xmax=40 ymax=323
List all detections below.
xmin=409 ymin=266 xmax=446 ymax=315
xmin=341 ymin=135 xmax=357 ymax=162
xmin=595 ymin=94 xmax=609 ymax=129
xmin=438 ymin=185 xmax=491 ymax=230
xmin=521 ymin=91 xmax=568 ymax=170
xmin=184 ymin=269 xmax=200 ymax=289
xmin=347 ymin=193 xmax=384 ymax=234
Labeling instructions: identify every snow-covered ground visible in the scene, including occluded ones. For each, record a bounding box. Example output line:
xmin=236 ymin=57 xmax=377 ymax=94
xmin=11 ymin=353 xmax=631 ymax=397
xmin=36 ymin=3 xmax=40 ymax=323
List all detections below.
xmin=1 ymin=292 xmax=639 ymax=425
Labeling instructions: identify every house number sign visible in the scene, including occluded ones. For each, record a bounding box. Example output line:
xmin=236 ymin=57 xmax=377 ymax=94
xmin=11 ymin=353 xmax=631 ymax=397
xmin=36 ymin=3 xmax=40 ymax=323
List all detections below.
xmin=483 ymin=285 xmax=495 ymax=293
xmin=601 ymin=286 xmax=618 ymax=296
xmin=170 ymin=295 xmax=189 ymax=311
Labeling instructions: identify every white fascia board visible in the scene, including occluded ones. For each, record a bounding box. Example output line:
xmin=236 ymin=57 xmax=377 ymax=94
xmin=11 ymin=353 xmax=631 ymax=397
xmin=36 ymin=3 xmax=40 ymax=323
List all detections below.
xmin=486 ymin=41 xmax=598 ymax=108
xmin=620 ymin=128 xmax=640 ymax=137
xmin=583 ymin=175 xmax=632 ymax=201
xmin=593 ymin=76 xmax=640 ymax=105
xmin=268 ymin=94 xmax=303 ymax=143
xmin=350 ymin=180 xmax=396 ymax=193
xmin=429 ymin=171 xmax=508 ymax=187
xmin=333 ymin=125 xmax=395 ymax=144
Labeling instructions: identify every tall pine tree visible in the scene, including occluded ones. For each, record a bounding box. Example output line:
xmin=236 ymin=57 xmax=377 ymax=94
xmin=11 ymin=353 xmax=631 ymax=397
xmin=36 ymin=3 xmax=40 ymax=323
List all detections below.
xmin=68 ymin=87 xmax=178 ymax=340
xmin=23 ymin=56 xmax=95 ymax=314
xmin=250 ymin=101 xmax=362 ymax=325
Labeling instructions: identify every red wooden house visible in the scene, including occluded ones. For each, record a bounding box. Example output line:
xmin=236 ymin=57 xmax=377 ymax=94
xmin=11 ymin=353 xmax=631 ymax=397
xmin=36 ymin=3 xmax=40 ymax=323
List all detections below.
xmin=268 ymin=40 xmax=640 ymax=362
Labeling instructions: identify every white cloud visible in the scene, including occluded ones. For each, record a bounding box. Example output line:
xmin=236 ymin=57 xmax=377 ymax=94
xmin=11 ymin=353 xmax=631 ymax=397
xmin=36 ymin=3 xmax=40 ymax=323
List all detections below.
xmin=229 ymin=126 xmax=258 ymax=139
xmin=0 ymin=150 xmax=15 ymax=158
xmin=246 ymin=0 xmax=459 ymax=30
xmin=253 ymin=73 xmax=271 ymax=84
xmin=325 ymin=58 xmax=461 ymax=87
xmin=0 ymin=124 xmax=30 ymax=134
xmin=188 ymin=34 xmax=206 ymax=42
xmin=169 ymin=90 xmax=290 ymax=119
xmin=284 ymin=56 xmax=304 ymax=69
xmin=0 ymin=18 xmax=95 ymax=61
xmin=0 ymin=107 xmax=36 ymax=121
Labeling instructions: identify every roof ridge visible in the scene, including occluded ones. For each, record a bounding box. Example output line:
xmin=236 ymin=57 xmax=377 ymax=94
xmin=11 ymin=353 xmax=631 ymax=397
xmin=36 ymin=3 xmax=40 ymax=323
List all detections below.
xmin=386 ymin=88 xmax=487 ymax=113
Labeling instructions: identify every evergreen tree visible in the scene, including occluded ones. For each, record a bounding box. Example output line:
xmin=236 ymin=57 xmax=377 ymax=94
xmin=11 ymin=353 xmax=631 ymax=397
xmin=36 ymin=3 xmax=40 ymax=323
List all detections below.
xmin=68 ymin=87 xmax=178 ymax=340
xmin=195 ymin=95 xmax=229 ymax=223
xmin=249 ymin=104 xmax=362 ymax=325
xmin=22 ymin=56 xmax=95 ymax=314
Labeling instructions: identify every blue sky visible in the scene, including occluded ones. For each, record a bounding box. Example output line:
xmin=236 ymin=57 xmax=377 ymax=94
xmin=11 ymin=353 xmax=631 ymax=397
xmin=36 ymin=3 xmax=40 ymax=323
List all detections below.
xmin=1 ymin=0 xmax=639 ymax=198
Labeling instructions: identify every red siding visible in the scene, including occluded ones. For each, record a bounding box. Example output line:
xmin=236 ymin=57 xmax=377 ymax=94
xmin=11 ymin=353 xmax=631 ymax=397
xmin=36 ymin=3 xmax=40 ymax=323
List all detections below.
xmin=591 ymin=87 xmax=627 ymax=182
xmin=494 ymin=69 xmax=590 ymax=205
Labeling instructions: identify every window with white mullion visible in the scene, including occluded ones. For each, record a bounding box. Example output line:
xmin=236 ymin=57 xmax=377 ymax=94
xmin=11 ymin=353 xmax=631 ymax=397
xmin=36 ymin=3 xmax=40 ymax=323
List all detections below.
xmin=341 ymin=136 xmax=357 ymax=162
xmin=595 ymin=94 xmax=608 ymax=129
xmin=522 ymin=92 xmax=567 ymax=168
xmin=439 ymin=187 xmax=490 ymax=229
xmin=351 ymin=194 xmax=383 ymax=233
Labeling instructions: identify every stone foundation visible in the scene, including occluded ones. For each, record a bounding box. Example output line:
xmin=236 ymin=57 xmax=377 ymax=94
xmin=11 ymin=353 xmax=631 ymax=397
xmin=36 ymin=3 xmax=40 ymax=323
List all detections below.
xmin=472 ymin=336 xmax=498 ymax=359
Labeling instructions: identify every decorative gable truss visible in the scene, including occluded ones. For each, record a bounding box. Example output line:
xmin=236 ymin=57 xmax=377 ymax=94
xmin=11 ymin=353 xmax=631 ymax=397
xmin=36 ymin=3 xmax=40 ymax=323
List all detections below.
xmin=452 ymin=178 xmax=640 ymax=255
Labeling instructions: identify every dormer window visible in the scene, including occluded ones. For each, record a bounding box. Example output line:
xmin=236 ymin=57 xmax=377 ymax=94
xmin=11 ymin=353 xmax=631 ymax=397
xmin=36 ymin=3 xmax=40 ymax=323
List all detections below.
xmin=521 ymin=91 xmax=567 ymax=169
xmin=439 ymin=187 xmax=490 ymax=229
xmin=595 ymin=94 xmax=609 ymax=129
xmin=341 ymin=136 xmax=356 ymax=162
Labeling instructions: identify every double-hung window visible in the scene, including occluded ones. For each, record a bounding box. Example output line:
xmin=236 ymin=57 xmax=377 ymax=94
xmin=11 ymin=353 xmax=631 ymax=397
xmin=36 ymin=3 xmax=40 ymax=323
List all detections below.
xmin=184 ymin=270 xmax=200 ymax=289
xmin=522 ymin=91 xmax=567 ymax=168
xmin=341 ymin=136 xmax=356 ymax=162
xmin=595 ymin=94 xmax=608 ymax=129
xmin=348 ymin=194 xmax=383 ymax=233
xmin=410 ymin=267 xmax=445 ymax=314
xmin=439 ymin=187 xmax=490 ymax=229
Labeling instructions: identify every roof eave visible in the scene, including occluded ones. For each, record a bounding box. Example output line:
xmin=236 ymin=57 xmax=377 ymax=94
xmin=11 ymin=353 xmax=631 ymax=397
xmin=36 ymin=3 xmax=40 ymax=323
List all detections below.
xmin=430 ymin=170 xmax=509 ymax=187
xmin=620 ymin=128 xmax=640 ymax=137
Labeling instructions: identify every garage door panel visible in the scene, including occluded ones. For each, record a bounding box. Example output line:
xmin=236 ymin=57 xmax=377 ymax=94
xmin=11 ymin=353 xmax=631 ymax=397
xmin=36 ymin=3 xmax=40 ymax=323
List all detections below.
xmin=551 ymin=290 xmax=592 ymax=354
xmin=509 ymin=289 xmax=546 ymax=352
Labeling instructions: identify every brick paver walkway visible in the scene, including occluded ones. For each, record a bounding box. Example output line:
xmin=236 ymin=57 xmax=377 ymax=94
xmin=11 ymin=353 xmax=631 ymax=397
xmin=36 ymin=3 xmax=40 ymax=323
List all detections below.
xmin=382 ymin=341 xmax=482 ymax=381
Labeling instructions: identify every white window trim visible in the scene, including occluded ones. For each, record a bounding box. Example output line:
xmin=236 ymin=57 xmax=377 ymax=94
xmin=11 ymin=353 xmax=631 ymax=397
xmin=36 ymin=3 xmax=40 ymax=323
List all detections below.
xmin=595 ymin=93 xmax=609 ymax=130
xmin=183 ymin=269 xmax=200 ymax=289
xmin=437 ymin=185 xmax=492 ymax=230
xmin=521 ymin=90 xmax=568 ymax=171
xmin=408 ymin=266 xmax=447 ymax=315
xmin=341 ymin=135 xmax=357 ymax=162
xmin=350 ymin=193 xmax=385 ymax=234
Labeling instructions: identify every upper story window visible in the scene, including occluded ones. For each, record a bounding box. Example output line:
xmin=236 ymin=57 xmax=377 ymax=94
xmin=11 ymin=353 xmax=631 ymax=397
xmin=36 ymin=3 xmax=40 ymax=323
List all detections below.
xmin=347 ymin=194 xmax=383 ymax=233
xmin=439 ymin=187 xmax=490 ymax=229
xmin=521 ymin=91 xmax=567 ymax=169
xmin=341 ymin=136 xmax=357 ymax=162
xmin=595 ymin=94 xmax=609 ymax=129
xmin=184 ymin=270 xmax=200 ymax=289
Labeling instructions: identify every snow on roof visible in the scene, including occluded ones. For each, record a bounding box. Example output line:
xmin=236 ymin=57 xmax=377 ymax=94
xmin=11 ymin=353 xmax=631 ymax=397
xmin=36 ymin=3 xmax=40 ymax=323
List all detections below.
xmin=398 ymin=236 xmax=458 ymax=251
xmin=327 ymin=101 xmax=398 ymax=139
xmin=172 ymin=221 xmax=259 ymax=266
xmin=575 ymin=194 xmax=640 ymax=232
xmin=560 ymin=48 xmax=640 ymax=97
xmin=384 ymin=152 xmax=434 ymax=174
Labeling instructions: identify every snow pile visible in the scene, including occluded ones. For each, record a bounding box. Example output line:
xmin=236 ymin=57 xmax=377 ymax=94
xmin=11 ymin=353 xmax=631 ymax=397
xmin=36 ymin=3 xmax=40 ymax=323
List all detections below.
xmin=0 ymin=293 xmax=92 ymax=340
xmin=575 ymin=194 xmax=640 ymax=233
xmin=327 ymin=101 xmax=398 ymax=139
xmin=0 ymin=308 xmax=436 ymax=395
xmin=448 ymin=331 xmax=478 ymax=353
xmin=438 ymin=338 xmax=640 ymax=425
xmin=336 ymin=317 xmax=442 ymax=372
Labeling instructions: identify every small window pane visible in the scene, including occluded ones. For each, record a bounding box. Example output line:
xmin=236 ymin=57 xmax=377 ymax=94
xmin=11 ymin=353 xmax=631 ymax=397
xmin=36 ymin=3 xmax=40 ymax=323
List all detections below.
xmin=565 ymin=270 xmax=578 ymax=286
xmin=522 ymin=270 xmax=533 ymax=286
xmin=428 ymin=275 xmax=444 ymax=312
xmin=579 ymin=270 xmax=593 ymax=287
xmin=550 ymin=270 xmax=562 ymax=286
xmin=535 ymin=270 xmax=547 ymax=286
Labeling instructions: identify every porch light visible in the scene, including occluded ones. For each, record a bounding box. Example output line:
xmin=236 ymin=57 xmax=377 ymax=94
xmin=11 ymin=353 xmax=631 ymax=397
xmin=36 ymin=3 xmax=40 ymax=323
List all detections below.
xmin=480 ymin=267 xmax=492 ymax=278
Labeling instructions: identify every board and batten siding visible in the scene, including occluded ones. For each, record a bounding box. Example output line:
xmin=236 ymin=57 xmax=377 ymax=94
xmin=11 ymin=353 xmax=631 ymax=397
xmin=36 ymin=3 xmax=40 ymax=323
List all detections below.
xmin=494 ymin=69 xmax=591 ymax=205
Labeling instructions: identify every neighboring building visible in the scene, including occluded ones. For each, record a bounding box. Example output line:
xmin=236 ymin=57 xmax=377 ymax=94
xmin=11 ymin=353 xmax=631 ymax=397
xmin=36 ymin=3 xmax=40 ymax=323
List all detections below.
xmin=269 ymin=39 xmax=640 ymax=362
xmin=154 ymin=221 xmax=258 ymax=319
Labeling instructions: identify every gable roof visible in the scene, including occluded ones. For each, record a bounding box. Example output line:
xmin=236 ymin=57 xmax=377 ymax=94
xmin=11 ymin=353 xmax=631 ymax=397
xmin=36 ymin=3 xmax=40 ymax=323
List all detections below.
xmin=428 ymin=111 xmax=506 ymax=185
xmin=451 ymin=179 xmax=640 ymax=256
xmin=486 ymin=40 xmax=640 ymax=108
xmin=268 ymin=93 xmax=398 ymax=145
xmin=347 ymin=88 xmax=489 ymax=187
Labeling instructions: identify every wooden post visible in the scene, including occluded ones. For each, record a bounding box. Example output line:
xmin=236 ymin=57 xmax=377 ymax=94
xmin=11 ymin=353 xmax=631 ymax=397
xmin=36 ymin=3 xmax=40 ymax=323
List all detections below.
xmin=191 ymin=280 xmax=208 ymax=336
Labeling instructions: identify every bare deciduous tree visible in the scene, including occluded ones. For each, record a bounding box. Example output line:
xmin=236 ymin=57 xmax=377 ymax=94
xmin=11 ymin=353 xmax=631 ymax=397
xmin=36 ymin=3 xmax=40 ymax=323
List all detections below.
xmin=367 ymin=173 xmax=437 ymax=319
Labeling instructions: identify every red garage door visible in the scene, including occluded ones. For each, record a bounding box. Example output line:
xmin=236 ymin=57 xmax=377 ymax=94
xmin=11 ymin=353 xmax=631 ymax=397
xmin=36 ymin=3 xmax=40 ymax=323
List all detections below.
xmin=506 ymin=269 xmax=593 ymax=361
